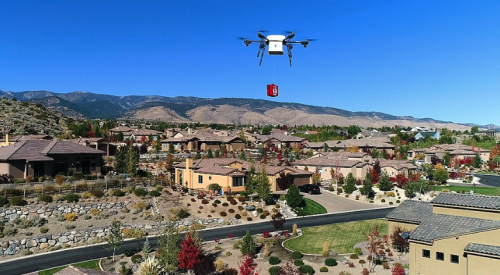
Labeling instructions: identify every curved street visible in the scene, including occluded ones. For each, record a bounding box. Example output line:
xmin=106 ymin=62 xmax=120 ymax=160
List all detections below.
xmin=474 ymin=174 xmax=500 ymax=187
xmin=0 ymin=207 xmax=394 ymax=275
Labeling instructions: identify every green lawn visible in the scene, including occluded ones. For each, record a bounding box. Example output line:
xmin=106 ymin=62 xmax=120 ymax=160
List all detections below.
xmin=284 ymin=219 xmax=388 ymax=254
xmin=433 ymin=185 xmax=499 ymax=196
xmin=38 ymin=259 xmax=101 ymax=275
xmin=294 ymin=198 xmax=327 ymax=216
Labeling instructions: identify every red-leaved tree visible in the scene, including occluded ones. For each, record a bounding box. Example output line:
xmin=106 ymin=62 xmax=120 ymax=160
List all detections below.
xmin=392 ymin=263 xmax=405 ymax=275
xmin=239 ymin=254 xmax=259 ymax=275
xmin=178 ymin=233 xmax=201 ymax=275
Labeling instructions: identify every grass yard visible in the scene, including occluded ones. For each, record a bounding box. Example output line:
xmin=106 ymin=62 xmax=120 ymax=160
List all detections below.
xmin=38 ymin=259 xmax=101 ymax=275
xmin=294 ymin=198 xmax=327 ymax=216
xmin=284 ymin=219 xmax=387 ymax=254
xmin=433 ymin=185 xmax=499 ymax=196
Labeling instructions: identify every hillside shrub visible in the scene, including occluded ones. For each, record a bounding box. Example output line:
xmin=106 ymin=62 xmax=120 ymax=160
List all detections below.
xmin=113 ymin=189 xmax=125 ymax=197
xmin=177 ymin=209 xmax=190 ymax=219
xmin=134 ymin=188 xmax=148 ymax=197
xmin=39 ymin=226 xmax=49 ymax=234
xmin=149 ymin=190 xmax=160 ymax=197
xmin=9 ymin=196 xmax=27 ymax=206
xmin=64 ymin=213 xmax=78 ymax=221
xmin=90 ymin=189 xmax=104 ymax=198
xmin=0 ymin=196 xmax=6 ymax=206
xmin=65 ymin=193 xmax=80 ymax=203
xmin=131 ymin=255 xmax=142 ymax=263
xmin=39 ymin=194 xmax=53 ymax=203
xmin=269 ymin=256 xmax=280 ymax=265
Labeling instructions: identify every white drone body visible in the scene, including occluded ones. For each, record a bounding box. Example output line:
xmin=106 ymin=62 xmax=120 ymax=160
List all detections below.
xmin=267 ymin=35 xmax=286 ymax=55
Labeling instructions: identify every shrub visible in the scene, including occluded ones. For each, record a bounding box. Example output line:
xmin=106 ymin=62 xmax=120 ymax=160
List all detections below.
xmin=220 ymin=212 xmax=227 ymax=217
xmin=124 ymin=249 xmax=134 ymax=257
xmin=320 ymin=266 xmax=328 ymax=272
xmin=65 ymin=193 xmax=80 ymax=203
xmin=40 ymin=226 xmax=49 ymax=233
xmin=359 ymin=259 xmax=366 ymax=264
xmin=260 ymin=214 xmax=266 ymax=219
xmin=65 ymin=213 xmax=78 ymax=221
xmin=386 ymin=191 xmax=395 ymax=197
xmin=225 ymin=251 xmax=232 ymax=256
xmin=349 ymin=253 xmax=358 ymax=259
xmin=389 ymin=201 xmax=393 ymax=205
xmin=257 ymin=208 xmax=263 ymax=213
xmin=247 ymin=217 xmax=253 ymax=221
xmin=131 ymin=255 xmax=142 ymax=263
xmin=381 ymin=199 xmax=386 ymax=202
xmin=383 ymin=262 xmax=390 ymax=269
xmin=230 ymin=200 xmax=237 ymax=205
xmin=354 ymin=247 xmax=363 ymax=256
xmin=396 ymin=200 xmax=401 ymax=203
xmin=325 ymin=258 xmax=337 ymax=266
xmin=269 ymin=266 xmax=282 ymax=275
xmin=348 ymin=262 xmax=355 ymax=267
xmin=3 ymin=224 xmax=17 ymax=236
xmin=65 ymin=224 xmax=76 ymax=230
xmin=84 ymin=214 xmax=92 ymax=220
xmin=9 ymin=196 xmax=27 ymax=206
xmin=177 ymin=209 xmax=190 ymax=219
xmin=0 ymin=196 xmax=6 ymax=206
xmin=215 ymin=199 xmax=221 ymax=204
xmin=338 ymin=272 xmax=352 ymax=275
xmin=269 ymin=256 xmax=281 ymax=265
xmin=149 ymin=190 xmax=160 ymax=197
xmin=202 ymin=199 xmax=209 ymax=204
xmin=362 ymin=268 xmax=369 ymax=275
xmin=134 ymin=188 xmax=148 ymax=197
xmin=91 ymin=208 xmax=102 ymax=216
xmin=39 ymin=194 xmax=53 ymax=203
xmin=294 ymin=259 xmax=304 ymax=266
xmin=113 ymin=189 xmax=125 ymax=197
xmin=238 ymin=205 xmax=244 ymax=211
xmin=228 ymin=209 xmax=235 ymax=213
xmin=262 ymin=210 xmax=270 ymax=216
xmin=90 ymin=189 xmax=104 ymax=198
xmin=235 ymin=214 xmax=241 ymax=219
xmin=291 ymin=251 xmax=303 ymax=259
xmin=191 ymin=198 xmax=196 ymax=202
xmin=222 ymin=202 xmax=229 ymax=207
xmin=298 ymin=265 xmax=314 ymax=275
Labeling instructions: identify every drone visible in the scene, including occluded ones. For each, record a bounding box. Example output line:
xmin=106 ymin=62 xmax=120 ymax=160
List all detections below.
xmin=240 ymin=32 xmax=314 ymax=67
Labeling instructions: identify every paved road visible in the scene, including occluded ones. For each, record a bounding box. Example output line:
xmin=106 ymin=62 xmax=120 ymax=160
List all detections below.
xmin=474 ymin=174 xmax=500 ymax=187
xmin=0 ymin=207 xmax=394 ymax=275
xmin=302 ymin=190 xmax=382 ymax=213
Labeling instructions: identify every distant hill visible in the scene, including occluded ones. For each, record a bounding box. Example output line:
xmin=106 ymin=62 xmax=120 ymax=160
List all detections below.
xmin=0 ymin=97 xmax=71 ymax=137
xmin=1 ymin=89 xmax=497 ymax=130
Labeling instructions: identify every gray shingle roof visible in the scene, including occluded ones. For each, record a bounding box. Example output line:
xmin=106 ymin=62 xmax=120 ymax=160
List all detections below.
xmin=409 ymin=214 xmax=500 ymax=243
xmin=431 ymin=193 xmax=500 ymax=210
xmin=464 ymin=243 xmax=500 ymax=257
xmin=0 ymin=140 xmax=105 ymax=161
xmin=385 ymin=200 xmax=433 ymax=224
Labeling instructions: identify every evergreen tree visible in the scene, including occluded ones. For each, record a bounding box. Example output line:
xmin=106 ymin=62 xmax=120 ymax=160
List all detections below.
xmin=118 ymin=131 xmax=124 ymax=142
xmin=343 ymin=172 xmax=357 ymax=194
xmin=285 ymin=184 xmax=304 ymax=208
xmin=239 ymin=150 xmax=247 ymax=160
xmin=240 ymin=230 xmax=257 ymax=256
xmin=378 ymin=172 xmax=393 ymax=191
xmin=473 ymin=153 xmax=482 ymax=168
xmin=255 ymin=166 xmax=271 ymax=203
xmin=207 ymin=149 xmax=214 ymax=158
xmin=360 ymin=174 xmax=374 ymax=198
xmin=168 ymin=143 xmax=175 ymax=154
xmin=157 ymin=222 xmax=181 ymax=274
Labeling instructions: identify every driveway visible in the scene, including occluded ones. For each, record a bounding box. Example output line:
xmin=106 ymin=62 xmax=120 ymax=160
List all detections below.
xmin=474 ymin=174 xmax=500 ymax=187
xmin=302 ymin=190 xmax=384 ymax=213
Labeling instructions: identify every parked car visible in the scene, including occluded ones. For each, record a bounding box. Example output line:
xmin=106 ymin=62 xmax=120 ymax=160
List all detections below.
xmin=299 ymin=184 xmax=321 ymax=194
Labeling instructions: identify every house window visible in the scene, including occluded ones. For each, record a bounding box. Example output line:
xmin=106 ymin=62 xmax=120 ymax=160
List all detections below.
xmin=422 ymin=249 xmax=430 ymax=258
xmin=436 ymin=252 xmax=444 ymax=261
xmin=209 ymin=176 xmax=212 ymax=180
xmin=232 ymin=177 xmax=243 ymax=187
xmin=450 ymin=254 xmax=459 ymax=264
xmin=198 ymin=175 xmax=203 ymax=184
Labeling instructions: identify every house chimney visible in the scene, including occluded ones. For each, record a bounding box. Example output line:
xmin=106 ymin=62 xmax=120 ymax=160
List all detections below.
xmin=185 ymin=157 xmax=193 ymax=188
xmin=188 ymin=128 xmax=192 ymax=135
xmin=5 ymin=133 xmax=9 ymax=145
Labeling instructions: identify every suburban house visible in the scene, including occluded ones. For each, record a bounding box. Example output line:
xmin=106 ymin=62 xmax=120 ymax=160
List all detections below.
xmin=255 ymin=134 xmax=309 ymax=150
xmin=1 ymin=134 xmax=52 ymax=147
xmin=407 ymin=144 xmax=490 ymax=163
xmin=311 ymin=137 xmax=396 ymax=155
xmin=161 ymin=130 xmax=245 ymax=152
xmin=109 ymin=126 xmax=162 ymax=141
xmin=386 ymin=193 xmax=500 ymax=275
xmin=67 ymin=137 xmax=117 ymax=157
xmin=0 ymin=140 xmax=105 ymax=179
xmin=377 ymin=159 xmax=418 ymax=178
xmin=475 ymin=129 xmax=500 ymax=138
xmin=173 ymin=158 xmax=312 ymax=193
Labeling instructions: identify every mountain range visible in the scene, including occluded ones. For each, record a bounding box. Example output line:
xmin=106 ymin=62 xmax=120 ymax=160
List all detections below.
xmin=0 ymin=89 xmax=497 ymax=130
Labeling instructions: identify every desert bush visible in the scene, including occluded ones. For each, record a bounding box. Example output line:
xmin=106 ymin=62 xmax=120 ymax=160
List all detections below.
xmin=149 ymin=190 xmax=160 ymax=197
xmin=389 ymin=201 xmax=394 ymax=205
xmin=257 ymin=208 xmax=263 ymax=213
xmin=235 ymin=214 xmax=241 ymax=219
xmin=133 ymin=201 xmax=149 ymax=211
xmin=269 ymin=256 xmax=281 ymax=265
xmin=291 ymin=251 xmax=303 ymax=259
xmin=247 ymin=217 xmax=253 ymax=221
xmin=84 ymin=214 xmax=92 ymax=220
xmin=39 ymin=194 xmax=53 ymax=203
xmin=220 ymin=211 xmax=227 ymax=217
xmin=354 ymin=247 xmax=363 ymax=256
xmin=260 ymin=214 xmax=266 ymax=219
xmin=225 ymin=251 xmax=232 ymax=256
xmin=3 ymin=224 xmax=18 ymax=236
xmin=222 ymin=202 xmax=229 ymax=207
xmin=396 ymin=200 xmax=401 ymax=203
xmin=294 ymin=259 xmax=304 ymax=266
xmin=230 ymin=200 xmax=237 ymax=205
xmin=131 ymin=255 xmax=142 ymax=263
xmin=228 ymin=209 xmax=235 ymax=213
xmin=91 ymin=208 xmax=102 ymax=216
xmin=214 ymin=259 xmax=226 ymax=272
xmin=134 ymin=188 xmax=148 ymax=197
xmin=113 ymin=189 xmax=125 ymax=197
xmin=359 ymin=259 xmax=366 ymax=265
xmin=362 ymin=268 xmax=369 ymax=275
xmin=298 ymin=265 xmax=314 ymax=274
xmin=90 ymin=189 xmax=104 ymax=198
xmin=9 ymin=196 xmax=27 ymax=206
xmin=0 ymin=196 xmax=6 ymax=206
xmin=269 ymin=266 xmax=282 ymax=275
xmin=386 ymin=191 xmax=395 ymax=197
xmin=262 ymin=210 xmax=270 ymax=216
xmin=177 ymin=208 xmax=190 ymax=219
xmin=348 ymin=262 xmax=355 ymax=267
xmin=325 ymin=258 xmax=337 ymax=266
xmin=383 ymin=262 xmax=390 ymax=269
xmin=349 ymin=253 xmax=358 ymax=259
xmin=320 ymin=266 xmax=328 ymax=272
xmin=124 ymin=249 xmax=134 ymax=257
xmin=65 ymin=213 xmax=78 ymax=221
xmin=65 ymin=224 xmax=76 ymax=230
xmin=65 ymin=193 xmax=80 ymax=203
xmin=238 ymin=205 xmax=244 ymax=210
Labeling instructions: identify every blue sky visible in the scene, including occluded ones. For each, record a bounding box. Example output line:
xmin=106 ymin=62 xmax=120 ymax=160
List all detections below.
xmin=1 ymin=1 xmax=499 ymax=126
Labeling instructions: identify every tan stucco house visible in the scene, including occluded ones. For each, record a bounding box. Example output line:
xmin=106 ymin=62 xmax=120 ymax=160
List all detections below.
xmin=386 ymin=193 xmax=500 ymax=275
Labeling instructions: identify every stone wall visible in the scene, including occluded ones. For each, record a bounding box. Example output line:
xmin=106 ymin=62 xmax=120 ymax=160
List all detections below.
xmin=0 ymin=202 xmax=132 ymax=221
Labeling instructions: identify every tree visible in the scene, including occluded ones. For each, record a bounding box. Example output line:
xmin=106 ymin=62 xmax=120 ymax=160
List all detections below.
xmin=360 ymin=174 xmax=374 ymax=198
xmin=106 ymin=218 xmax=123 ymax=261
xmin=271 ymin=212 xmax=286 ymax=232
xmin=117 ymin=131 xmax=124 ymax=142
xmin=178 ymin=233 xmax=201 ymax=275
xmin=473 ymin=153 xmax=482 ymax=168
xmin=239 ymin=254 xmax=259 ymax=275
xmin=433 ymin=168 xmax=449 ymax=183
xmin=255 ymin=167 xmax=271 ymax=203
xmin=343 ymin=172 xmax=357 ymax=194
xmin=157 ymin=222 xmax=181 ymax=274
xmin=390 ymin=226 xmax=410 ymax=253
xmin=168 ymin=143 xmax=175 ymax=154
xmin=207 ymin=149 xmax=214 ymax=158
xmin=391 ymin=263 xmax=405 ymax=275
xmin=276 ymin=172 xmax=294 ymax=192
xmin=276 ymin=260 xmax=301 ymax=275
xmin=442 ymin=152 xmax=451 ymax=166
xmin=142 ymin=237 xmax=151 ymax=259
xmin=403 ymin=182 xmax=416 ymax=198
xmin=240 ymin=230 xmax=257 ymax=256
xmin=471 ymin=126 xmax=479 ymax=135
xmin=371 ymin=147 xmax=380 ymax=158
xmin=364 ymin=225 xmax=387 ymax=272
xmin=285 ymin=184 xmax=304 ymax=208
